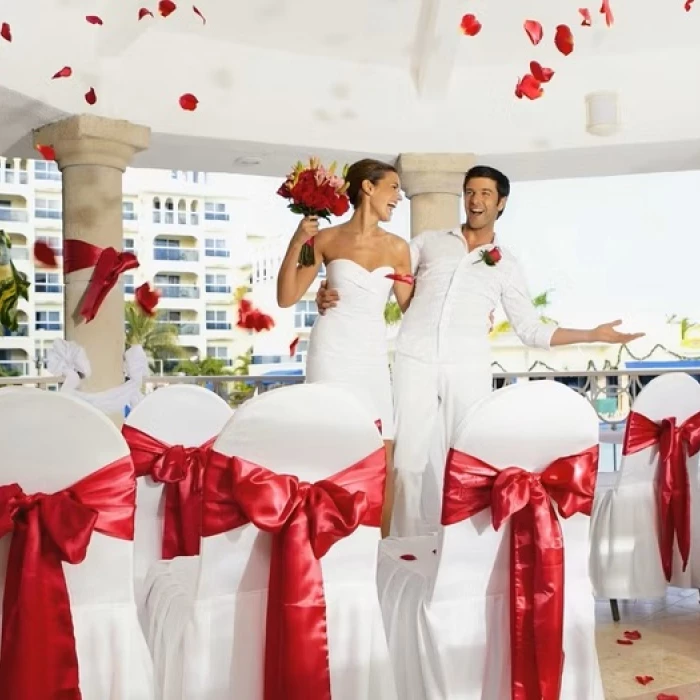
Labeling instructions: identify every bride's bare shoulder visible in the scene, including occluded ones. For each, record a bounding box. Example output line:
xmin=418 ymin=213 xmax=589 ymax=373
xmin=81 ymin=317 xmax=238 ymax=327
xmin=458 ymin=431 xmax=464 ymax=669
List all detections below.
xmin=382 ymin=231 xmax=409 ymax=252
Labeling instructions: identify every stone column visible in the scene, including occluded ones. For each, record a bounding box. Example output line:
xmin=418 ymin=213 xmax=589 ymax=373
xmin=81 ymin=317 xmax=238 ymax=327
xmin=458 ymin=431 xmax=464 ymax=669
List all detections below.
xmin=33 ymin=115 xmax=150 ymax=398
xmin=397 ymin=153 xmax=476 ymax=238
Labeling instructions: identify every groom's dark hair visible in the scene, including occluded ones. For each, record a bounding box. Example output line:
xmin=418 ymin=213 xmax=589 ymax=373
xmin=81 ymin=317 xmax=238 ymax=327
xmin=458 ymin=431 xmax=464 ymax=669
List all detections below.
xmin=463 ymin=165 xmax=510 ymax=219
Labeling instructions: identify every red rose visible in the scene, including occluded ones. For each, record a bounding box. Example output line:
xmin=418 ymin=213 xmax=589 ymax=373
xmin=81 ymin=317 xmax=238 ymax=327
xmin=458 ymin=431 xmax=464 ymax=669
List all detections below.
xmin=488 ymin=247 xmax=502 ymax=263
xmin=330 ymin=194 xmax=349 ymax=217
xmin=135 ymin=283 xmax=160 ymax=316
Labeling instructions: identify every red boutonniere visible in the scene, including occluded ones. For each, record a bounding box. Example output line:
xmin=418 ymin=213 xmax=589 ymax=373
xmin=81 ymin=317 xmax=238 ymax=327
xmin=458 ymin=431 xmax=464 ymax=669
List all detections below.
xmin=475 ymin=246 xmax=502 ymax=267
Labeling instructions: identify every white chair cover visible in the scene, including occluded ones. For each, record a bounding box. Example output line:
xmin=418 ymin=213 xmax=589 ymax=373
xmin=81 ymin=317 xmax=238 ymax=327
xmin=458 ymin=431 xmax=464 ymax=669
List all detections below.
xmin=378 ymin=380 xmax=604 ymax=699
xmin=0 ymin=388 xmax=153 ymax=699
xmin=143 ymin=383 xmax=396 ymax=700
xmin=589 ymin=372 xmax=700 ymax=599
xmin=122 ymin=384 xmax=233 ymax=605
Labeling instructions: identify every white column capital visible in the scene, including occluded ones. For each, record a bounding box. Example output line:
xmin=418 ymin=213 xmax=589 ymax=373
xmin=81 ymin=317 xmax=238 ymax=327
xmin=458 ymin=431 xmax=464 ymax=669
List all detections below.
xmin=33 ymin=114 xmax=150 ymax=171
xmin=397 ymin=153 xmax=476 ymax=198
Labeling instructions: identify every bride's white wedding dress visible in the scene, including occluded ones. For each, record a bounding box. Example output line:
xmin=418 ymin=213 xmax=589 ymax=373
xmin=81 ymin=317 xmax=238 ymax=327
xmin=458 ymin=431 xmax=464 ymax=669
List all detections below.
xmin=306 ymin=258 xmax=395 ymax=438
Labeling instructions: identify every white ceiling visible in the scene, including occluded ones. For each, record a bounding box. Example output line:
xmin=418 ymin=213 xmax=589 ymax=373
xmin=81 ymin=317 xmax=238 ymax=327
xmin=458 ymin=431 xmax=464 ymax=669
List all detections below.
xmin=1 ymin=0 xmax=699 ymax=180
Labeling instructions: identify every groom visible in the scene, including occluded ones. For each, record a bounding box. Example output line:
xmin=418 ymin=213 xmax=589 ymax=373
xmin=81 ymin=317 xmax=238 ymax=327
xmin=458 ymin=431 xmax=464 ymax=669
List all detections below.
xmin=317 ymin=165 xmax=643 ymax=536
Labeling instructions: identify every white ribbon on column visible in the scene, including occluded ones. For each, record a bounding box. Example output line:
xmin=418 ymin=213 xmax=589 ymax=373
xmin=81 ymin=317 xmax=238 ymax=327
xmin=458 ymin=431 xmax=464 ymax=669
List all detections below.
xmin=46 ymin=340 xmax=150 ymax=414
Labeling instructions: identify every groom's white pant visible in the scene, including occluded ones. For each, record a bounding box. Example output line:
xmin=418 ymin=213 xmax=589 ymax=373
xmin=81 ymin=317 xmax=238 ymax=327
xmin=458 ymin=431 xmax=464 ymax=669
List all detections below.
xmin=391 ymin=352 xmax=493 ymax=537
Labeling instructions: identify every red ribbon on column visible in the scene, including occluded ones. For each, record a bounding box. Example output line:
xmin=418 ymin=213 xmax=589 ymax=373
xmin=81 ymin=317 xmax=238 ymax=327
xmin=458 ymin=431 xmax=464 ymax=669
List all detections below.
xmin=205 ymin=447 xmax=386 ymax=700
xmin=63 ymin=239 xmax=139 ymax=322
xmin=441 ymin=445 xmax=598 ymax=700
xmin=623 ymin=410 xmax=700 ymax=581
xmin=122 ymin=424 xmax=216 ymax=559
xmin=0 ymin=456 xmax=136 ymax=700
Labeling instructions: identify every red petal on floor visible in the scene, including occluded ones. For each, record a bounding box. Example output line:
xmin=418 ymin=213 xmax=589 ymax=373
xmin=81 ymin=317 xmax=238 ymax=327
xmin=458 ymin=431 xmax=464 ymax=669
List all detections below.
xmin=400 ymin=554 xmax=417 ymax=561
xmin=523 ymin=19 xmax=543 ymax=45
xmin=634 ymin=675 xmax=654 ymax=685
xmin=616 ymin=639 xmax=634 ymax=645
xmin=623 ymin=630 xmax=642 ymax=640
xmin=656 ymin=694 xmax=680 ymax=700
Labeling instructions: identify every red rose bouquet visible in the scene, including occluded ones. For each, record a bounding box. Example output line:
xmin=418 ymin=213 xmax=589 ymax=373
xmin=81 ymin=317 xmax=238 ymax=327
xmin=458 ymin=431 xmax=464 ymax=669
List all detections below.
xmin=277 ymin=157 xmax=350 ymax=266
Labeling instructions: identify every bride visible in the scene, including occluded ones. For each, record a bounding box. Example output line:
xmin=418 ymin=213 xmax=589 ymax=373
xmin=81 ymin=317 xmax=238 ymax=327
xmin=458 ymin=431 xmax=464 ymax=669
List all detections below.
xmin=277 ymin=159 xmax=412 ymax=535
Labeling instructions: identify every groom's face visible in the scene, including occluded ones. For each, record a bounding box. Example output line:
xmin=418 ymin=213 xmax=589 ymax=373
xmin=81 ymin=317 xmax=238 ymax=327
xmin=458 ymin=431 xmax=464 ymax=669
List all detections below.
xmin=463 ymin=177 xmax=506 ymax=230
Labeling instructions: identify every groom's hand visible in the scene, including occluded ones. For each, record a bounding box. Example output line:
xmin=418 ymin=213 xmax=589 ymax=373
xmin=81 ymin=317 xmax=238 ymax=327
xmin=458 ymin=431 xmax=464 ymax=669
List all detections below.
xmin=316 ymin=280 xmax=339 ymax=315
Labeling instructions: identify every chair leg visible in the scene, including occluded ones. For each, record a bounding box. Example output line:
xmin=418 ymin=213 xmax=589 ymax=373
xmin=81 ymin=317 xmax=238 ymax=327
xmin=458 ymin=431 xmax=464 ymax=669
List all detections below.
xmin=610 ymin=599 xmax=620 ymax=622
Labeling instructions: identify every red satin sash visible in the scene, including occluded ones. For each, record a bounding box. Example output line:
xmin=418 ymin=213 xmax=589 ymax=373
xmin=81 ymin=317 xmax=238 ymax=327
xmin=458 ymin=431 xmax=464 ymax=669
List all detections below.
xmin=122 ymin=424 xmax=216 ymax=559
xmin=623 ymin=410 xmax=700 ymax=581
xmin=63 ymin=239 xmax=139 ymax=322
xmin=0 ymin=456 xmax=136 ymax=700
xmin=205 ymin=448 xmax=386 ymax=700
xmin=441 ymin=446 xmax=598 ymax=700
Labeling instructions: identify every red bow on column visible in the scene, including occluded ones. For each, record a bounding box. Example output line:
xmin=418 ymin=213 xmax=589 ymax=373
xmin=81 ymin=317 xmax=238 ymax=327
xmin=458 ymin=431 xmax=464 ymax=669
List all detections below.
xmin=122 ymin=424 xmax=216 ymax=559
xmin=441 ymin=445 xmax=598 ymax=700
xmin=0 ymin=457 xmax=136 ymax=700
xmin=205 ymin=448 xmax=386 ymax=700
xmin=63 ymin=239 xmax=139 ymax=322
xmin=623 ymin=410 xmax=700 ymax=581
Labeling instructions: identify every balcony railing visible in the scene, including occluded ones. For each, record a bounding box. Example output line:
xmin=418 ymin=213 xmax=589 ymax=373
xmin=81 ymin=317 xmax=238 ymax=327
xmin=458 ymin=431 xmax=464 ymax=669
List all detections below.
xmin=10 ymin=246 xmax=29 ymax=260
xmin=153 ymin=247 xmax=199 ymax=262
xmin=206 ymin=321 xmax=232 ymax=330
xmin=205 ymin=248 xmax=230 ymax=258
xmin=0 ymin=207 xmax=28 ymax=223
xmin=152 ymin=212 xmax=200 ymax=226
xmin=155 ymin=284 xmax=200 ymax=299
xmin=34 ymin=209 xmax=62 ymax=220
xmin=35 ymin=322 xmax=63 ymax=331
xmin=205 ymin=284 xmax=231 ymax=294
xmin=123 ymin=211 xmax=138 ymax=221
xmin=34 ymin=170 xmax=61 ymax=182
xmin=158 ymin=321 xmax=200 ymax=335
xmin=1 ymin=170 xmax=29 ymax=185
xmin=0 ymin=361 xmax=30 ymax=376
xmin=34 ymin=283 xmax=63 ymax=294
xmin=1 ymin=323 xmax=29 ymax=337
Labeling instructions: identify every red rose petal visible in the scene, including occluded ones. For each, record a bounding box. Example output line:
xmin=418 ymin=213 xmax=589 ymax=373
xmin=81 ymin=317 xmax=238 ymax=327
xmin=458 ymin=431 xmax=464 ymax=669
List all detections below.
xmin=515 ymin=74 xmax=543 ymax=100
xmin=86 ymin=15 xmax=103 ymax=25
xmin=459 ymin=14 xmax=482 ymax=36
xmin=635 ymin=675 xmax=654 ymax=686
xmin=623 ymin=630 xmax=642 ymax=640
xmin=657 ymin=694 xmax=680 ymax=700
xmin=33 ymin=241 xmax=58 ymax=268
xmin=138 ymin=8 xmax=154 ymax=19
xmin=0 ymin=22 xmax=11 ymax=42
xmin=290 ymin=336 xmax=299 ymax=356
xmin=579 ymin=8 xmax=592 ymax=25
xmin=616 ymin=639 xmax=634 ymax=645
xmin=600 ymin=0 xmax=614 ymax=26
xmin=51 ymin=66 xmax=72 ymax=80
xmin=193 ymin=5 xmax=206 ymax=23
xmin=85 ymin=87 xmax=97 ymax=105
xmin=530 ymin=61 xmax=554 ymax=83
xmin=386 ymin=273 xmax=415 ymax=285
xmin=523 ymin=19 xmax=543 ymax=45
xmin=400 ymin=554 xmax=417 ymax=561
xmin=179 ymin=93 xmax=198 ymax=111
xmin=685 ymin=0 xmax=694 ymax=10
xmin=158 ymin=0 xmax=177 ymax=17
xmin=135 ymin=283 xmax=160 ymax=316
xmin=236 ymin=298 xmax=275 ymax=332
xmin=554 ymin=25 xmax=574 ymax=56
xmin=35 ymin=144 xmax=56 ymax=161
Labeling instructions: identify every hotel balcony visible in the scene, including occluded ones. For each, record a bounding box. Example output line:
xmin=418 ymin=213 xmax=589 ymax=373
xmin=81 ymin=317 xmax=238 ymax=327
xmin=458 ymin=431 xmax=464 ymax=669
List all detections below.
xmin=0 ymin=164 xmax=30 ymax=195
xmin=204 ymin=320 xmax=233 ymax=338
xmin=33 ymin=279 xmax=64 ymax=304
xmin=0 ymin=200 xmax=30 ymax=236
xmin=157 ymin=321 xmax=201 ymax=337
xmin=0 ymin=316 xmax=31 ymax=352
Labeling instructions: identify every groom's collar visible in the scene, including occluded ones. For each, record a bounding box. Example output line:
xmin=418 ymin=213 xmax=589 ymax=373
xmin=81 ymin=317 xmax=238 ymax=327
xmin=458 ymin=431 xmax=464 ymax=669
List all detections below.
xmin=446 ymin=226 xmax=499 ymax=251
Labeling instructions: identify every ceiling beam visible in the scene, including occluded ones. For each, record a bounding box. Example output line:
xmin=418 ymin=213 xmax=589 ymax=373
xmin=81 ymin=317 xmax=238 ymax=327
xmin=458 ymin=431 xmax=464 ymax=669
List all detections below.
xmin=411 ymin=0 xmax=464 ymax=100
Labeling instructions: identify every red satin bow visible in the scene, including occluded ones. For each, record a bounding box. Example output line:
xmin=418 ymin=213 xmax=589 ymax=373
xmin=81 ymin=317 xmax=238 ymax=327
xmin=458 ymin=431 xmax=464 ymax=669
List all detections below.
xmin=122 ymin=424 xmax=216 ymax=559
xmin=623 ymin=410 xmax=700 ymax=581
xmin=0 ymin=457 xmax=135 ymax=700
xmin=63 ymin=239 xmax=139 ymax=322
xmin=205 ymin=448 xmax=385 ymax=700
xmin=385 ymin=273 xmax=415 ymax=286
xmin=441 ymin=445 xmax=598 ymax=700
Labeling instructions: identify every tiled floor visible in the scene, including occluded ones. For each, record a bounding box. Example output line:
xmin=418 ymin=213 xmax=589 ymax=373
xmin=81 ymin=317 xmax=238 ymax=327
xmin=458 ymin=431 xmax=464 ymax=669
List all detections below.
xmin=596 ymin=588 xmax=700 ymax=699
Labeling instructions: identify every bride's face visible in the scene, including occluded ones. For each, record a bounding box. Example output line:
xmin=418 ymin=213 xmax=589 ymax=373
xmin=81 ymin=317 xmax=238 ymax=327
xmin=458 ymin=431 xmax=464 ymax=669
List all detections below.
xmin=366 ymin=172 xmax=402 ymax=222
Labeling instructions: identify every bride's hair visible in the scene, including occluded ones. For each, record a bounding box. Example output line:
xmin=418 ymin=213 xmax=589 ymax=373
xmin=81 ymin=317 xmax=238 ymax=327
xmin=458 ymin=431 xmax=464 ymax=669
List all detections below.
xmin=344 ymin=159 xmax=398 ymax=208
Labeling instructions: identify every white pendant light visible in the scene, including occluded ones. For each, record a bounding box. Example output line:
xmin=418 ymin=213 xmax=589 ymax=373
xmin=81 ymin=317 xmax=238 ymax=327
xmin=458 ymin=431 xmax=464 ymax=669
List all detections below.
xmin=585 ymin=91 xmax=619 ymax=136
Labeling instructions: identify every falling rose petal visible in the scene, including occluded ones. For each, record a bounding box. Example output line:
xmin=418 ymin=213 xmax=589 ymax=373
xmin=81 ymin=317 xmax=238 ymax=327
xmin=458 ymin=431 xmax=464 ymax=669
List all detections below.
xmin=289 ymin=336 xmax=299 ymax=357
xmin=623 ymin=630 xmax=642 ymax=640
xmin=236 ymin=298 xmax=275 ymax=332
xmin=579 ymin=8 xmax=592 ymax=25
xmin=635 ymin=676 xmax=654 ymax=686
xmin=0 ymin=22 xmax=11 ymax=42
xmin=554 ymin=25 xmax=574 ymax=56
xmin=193 ymin=5 xmax=206 ymax=23
xmin=33 ymin=241 xmax=58 ymax=268
xmin=138 ymin=8 xmax=154 ymax=19
xmin=386 ymin=273 xmax=415 ymax=285
xmin=51 ymin=66 xmax=72 ymax=79
xmin=459 ymin=14 xmax=482 ymax=36
xmin=530 ymin=61 xmax=554 ymax=83
xmin=135 ymin=283 xmax=160 ymax=316
xmin=400 ymin=554 xmax=417 ymax=561
xmin=515 ymin=74 xmax=543 ymax=100
xmin=616 ymin=639 xmax=634 ymax=645
xmin=179 ymin=93 xmax=199 ymax=111
xmin=85 ymin=87 xmax=97 ymax=105
xmin=35 ymin=144 xmax=56 ymax=161
xmin=158 ymin=0 xmax=177 ymax=17
xmin=600 ymin=0 xmax=614 ymax=26
xmin=523 ymin=20 xmax=543 ymax=45
xmin=685 ymin=0 xmax=694 ymax=11
xmin=86 ymin=15 xmax=103 ymax=25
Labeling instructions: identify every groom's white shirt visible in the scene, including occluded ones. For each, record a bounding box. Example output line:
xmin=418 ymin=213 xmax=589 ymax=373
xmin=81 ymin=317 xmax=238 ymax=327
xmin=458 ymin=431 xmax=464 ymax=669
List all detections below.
xmin=396 ymin=227 xmax=555 ymax=360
